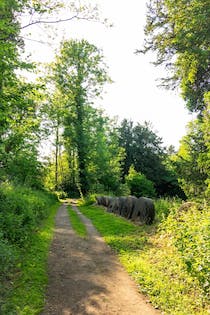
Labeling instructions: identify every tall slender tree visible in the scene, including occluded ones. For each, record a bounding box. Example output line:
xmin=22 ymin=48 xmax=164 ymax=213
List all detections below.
xmin=53 ymin=39 xmax=110 ymax=195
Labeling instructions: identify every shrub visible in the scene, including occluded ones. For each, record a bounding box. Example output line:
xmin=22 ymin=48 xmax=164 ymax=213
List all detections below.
xmin=154 ymin=197 xmax=182 ymax=222
xmin=1 ymin=202 xmax=59 ymax=314
xmin=161 ymin=201 xmax=210 ymax=299
xmin=0 ymin=183 xmax=58 ymax=313
xmin=0 ymin=183 xmax=57 ymax=245
xmin=125 ymin=166 xmax=156 ymax=198
xmin=79 ymin=194 xmax=96 ymax=206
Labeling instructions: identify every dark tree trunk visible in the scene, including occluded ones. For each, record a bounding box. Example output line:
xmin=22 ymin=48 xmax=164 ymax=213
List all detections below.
xmin=75 ymin=88 xmax=89 ymax=196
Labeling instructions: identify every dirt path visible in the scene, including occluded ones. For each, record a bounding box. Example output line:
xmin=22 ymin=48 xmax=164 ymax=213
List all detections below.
xmin=41 ymin=202 xmax=160 ymax=315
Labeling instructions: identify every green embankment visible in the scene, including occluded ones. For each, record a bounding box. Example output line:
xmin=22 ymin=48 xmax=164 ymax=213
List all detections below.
xmin=79 ymin=198 xmax=209 ymax=315
xmin=0 ymin=183 xmax=60 ymax=315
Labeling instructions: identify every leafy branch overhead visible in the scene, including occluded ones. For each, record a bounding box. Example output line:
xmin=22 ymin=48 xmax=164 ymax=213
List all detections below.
xmin=138 ymin=0 xmax=210 ymax=113
xmin=20 ymin=1 xmax=112 ymax=32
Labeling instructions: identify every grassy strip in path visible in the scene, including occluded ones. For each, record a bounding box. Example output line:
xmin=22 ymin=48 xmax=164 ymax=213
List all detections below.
xmin=67 ymin=205 xmax=87 ymax=238
xmin=2 ymin=202 xmax=60 ymax=315
xmin=79 ymin=204 xmax=209 ymax=315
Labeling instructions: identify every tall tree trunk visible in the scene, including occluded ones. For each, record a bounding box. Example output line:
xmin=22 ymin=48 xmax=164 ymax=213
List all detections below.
xmin=75 ymin=90 xmax=89 ymax=196
xmin=55 ymin=124 xmax=59 ymax=190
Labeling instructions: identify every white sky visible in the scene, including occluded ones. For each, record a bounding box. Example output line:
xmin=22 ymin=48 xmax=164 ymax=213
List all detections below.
xmin=21 ymin=0 xmax=194 ymax=149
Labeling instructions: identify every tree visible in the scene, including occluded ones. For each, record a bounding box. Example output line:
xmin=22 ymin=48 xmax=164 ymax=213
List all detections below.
xmin=140 ymin=0 xmax=210 ymax=113
xmin=173 ymin=92 xmax=210 ymax=199
xmin=80 ymin=108 xmax=124 ymax=194
xmin=132 ymin=122 xmax=165 ymax=182
xmin=118 ymin=119 xmax=134 ymax=178
xmin=174 ymin=118 xmax=209 ymax=198
xmin=0 ymin=0 xmax=47 ymax=187
xmin=20 ymin=1 xmax=109 ymax=31
xmin=139 ymin=0 xmax=210 ymax=199
xmin=119 ymin=120 xmax=165 ymax=190
xmin=41 ymin=89 xmax=67 ymax=190
xmin=0 ymin=0 xmax=25 ymax=159
xmin=118 ymin=119 xmax=185 ymax=197
xmin=0 ymin=0 xmax=108 ymax=187
xmin=52 ymin=39 xmax=110 ymax=196
xmin=202 ymin=93 xmax=210 ymax=196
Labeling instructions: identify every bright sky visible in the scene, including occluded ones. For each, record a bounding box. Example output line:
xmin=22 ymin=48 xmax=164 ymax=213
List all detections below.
xmin=22 ymin=0 xmax=194 ymax=149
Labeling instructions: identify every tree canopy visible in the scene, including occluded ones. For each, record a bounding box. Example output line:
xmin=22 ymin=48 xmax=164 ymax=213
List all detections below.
xmin=139 ymin=0 xmax=210 ymax=199
xmin=118 ymin=119 xmax=185 ymax=197
xmin=48 ymin=39 xmax=123 ymax=196
xmin=140 ymin=0 xmax=210 ymax=113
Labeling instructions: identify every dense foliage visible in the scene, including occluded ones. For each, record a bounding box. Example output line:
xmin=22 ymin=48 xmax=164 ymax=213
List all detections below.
xmin=44 ymin=39 xmax=126 ymax=197
xmin=0 ymin=183 xmax=58 ymax=312
xmin=53 ymin=39 xmax=109 ymax=195
xmin=140 ymin=0 xmax=210 ymax=113
xmin=141 ymin=0 xmax=210 ymax=200
xmin=118 ymin=119 xmax=185 ymax=197
xmin=0 ymin=0 xmax=41 ymax=186
xmin=0 ymin=184 xmax=57 ymax=246
xmin=125 ymin=166 xmax=156 ymax=198
xmin=174 ymin=117 xmax=209 ymax=198
xmin=161 ymin=201 xmax=210 ymax=299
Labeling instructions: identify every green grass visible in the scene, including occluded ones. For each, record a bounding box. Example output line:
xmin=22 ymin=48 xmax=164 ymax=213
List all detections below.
xmin=67 ymin=205 xmax=87 ymax=238
xmin=79 ymin=202 xmax=209 ymax=315
xmin=1 ymin=202 xmax=60 ymax=315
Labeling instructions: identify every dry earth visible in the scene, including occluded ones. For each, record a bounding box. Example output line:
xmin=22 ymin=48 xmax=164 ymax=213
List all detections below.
xmin=41 ymin=202 xmax=161 ymax=315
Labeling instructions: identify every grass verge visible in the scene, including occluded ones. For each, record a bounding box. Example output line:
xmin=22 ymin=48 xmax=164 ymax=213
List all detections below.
xmin=79 ymin=203 xmax=209 ymax=315
xmin=1 ymin=202 xmax=60 ymax=315
xmin=67 ymin=205 xmax=87 ymax=238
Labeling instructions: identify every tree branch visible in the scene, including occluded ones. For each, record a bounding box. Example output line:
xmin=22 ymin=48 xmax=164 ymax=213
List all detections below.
xmin=21 ymin=15 xmax=102 ymax=29
xmin=21 ymin=14 xmax=79 ymax=29
xmin=20 ymin=36 xmax=53 ymax=46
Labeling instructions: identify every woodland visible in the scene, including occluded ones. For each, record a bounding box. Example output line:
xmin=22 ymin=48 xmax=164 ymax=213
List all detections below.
xmin=0 ymin=0 xmax=209 ymax=314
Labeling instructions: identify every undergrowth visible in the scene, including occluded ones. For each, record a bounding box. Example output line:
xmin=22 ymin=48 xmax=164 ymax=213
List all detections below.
xmin=79 ymin=198 xmax=209 ymax=315
xmin=0 ymin=183 xmax=59 ymax=314
xmin=67 ymin=205 xmax=87 ymax=238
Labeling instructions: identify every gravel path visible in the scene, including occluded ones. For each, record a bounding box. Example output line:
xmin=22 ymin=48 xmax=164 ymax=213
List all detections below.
xmin=41 ymin=202 xmax=160 ymax=315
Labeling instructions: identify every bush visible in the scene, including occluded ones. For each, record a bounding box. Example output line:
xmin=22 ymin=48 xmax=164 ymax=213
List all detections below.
xmin=125 ymin=166 xmax=156 ymax=198
xmin=154 ymin=197 xmax=182 ymax=222
xmin=79 ymin=194 xmax=96 ymax=206
xmin=55 ymin=190 xmax=68 ymax=200
xmin=161 ymin=201 xmax=210 ymax=299
xmin=0 ymin=183 xmax=58 ymax=313
xmin=0 ymin=183 xmax=57 ymax=245
xmin=1 ymin=202 xmax=59 ymax=314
